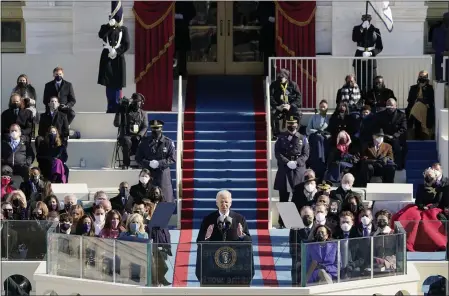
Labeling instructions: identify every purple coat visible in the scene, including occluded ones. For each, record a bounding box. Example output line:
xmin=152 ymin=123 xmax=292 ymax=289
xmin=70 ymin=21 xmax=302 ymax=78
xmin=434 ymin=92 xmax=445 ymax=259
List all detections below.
xmin=306 ymin=241 xmax=339 ymax=283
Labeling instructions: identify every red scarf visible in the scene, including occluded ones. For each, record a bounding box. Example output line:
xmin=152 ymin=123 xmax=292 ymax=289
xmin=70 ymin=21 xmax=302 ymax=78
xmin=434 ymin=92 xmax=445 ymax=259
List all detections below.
xmin=336 ymin=131 xmax=351 ymax=156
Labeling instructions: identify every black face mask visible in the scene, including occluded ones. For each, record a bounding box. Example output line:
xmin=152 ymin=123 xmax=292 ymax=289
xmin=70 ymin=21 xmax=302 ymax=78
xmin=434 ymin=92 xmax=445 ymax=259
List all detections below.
xmin=302 ymin=215 xmax=313 ymax=226
xmin=377 ymin=220 xmax=388 ymax=228
xmin=424 ymin=176 xmax=434 ymax=184
xmin=315 ymin=233 xmax=326 ymax=242
xmin=375 ymin=82 xmax=384 ymax=89
xmin=287 ymin=126 xmax=296 ymax=133
xmin=417 ymin=77 xmax=428 ymax=84
xmin=18 ymin=82 xmax=26 ymax=87
xmin=10 ymin=102 xmax=21 ymax=109
xmin=151 ymin=129 xmax=162 ymax=138
xmin=349 ymin=204 xmax=358 ymax=213
xmin=386 ymin=108 xmax=395 ymax=114
xmin=32 ymin=213 xmax=44 ymax=220
xmin=120 ymin=187 xmax=130 ymax=197
xmin=2 ymin=209 xmax=13 ymax=219
xmin=64 ymin=203 xmax=72 ymax=211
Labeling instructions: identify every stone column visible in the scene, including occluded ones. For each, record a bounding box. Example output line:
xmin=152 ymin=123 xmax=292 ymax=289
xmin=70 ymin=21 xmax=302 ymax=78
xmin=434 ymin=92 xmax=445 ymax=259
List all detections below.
xmin=22 ymin=0 xmax=74 ymax=54
xmin=316 ymin=1 xmax=332 ymax=54
xmin=331 ymin=1 xmax=428 ymax=56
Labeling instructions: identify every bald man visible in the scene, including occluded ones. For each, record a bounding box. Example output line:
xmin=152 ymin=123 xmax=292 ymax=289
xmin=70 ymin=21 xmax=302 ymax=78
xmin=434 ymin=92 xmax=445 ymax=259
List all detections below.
xmin=196 ymin=190 xmax=251 ymax=242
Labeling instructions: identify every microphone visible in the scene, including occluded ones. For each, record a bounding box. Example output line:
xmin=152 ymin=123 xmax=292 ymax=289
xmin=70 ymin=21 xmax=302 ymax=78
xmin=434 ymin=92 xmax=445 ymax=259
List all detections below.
xmin=224 ymin=216 xmax=233 ymax=230
xmin=217 ymin=215 xmax=225 ymax=231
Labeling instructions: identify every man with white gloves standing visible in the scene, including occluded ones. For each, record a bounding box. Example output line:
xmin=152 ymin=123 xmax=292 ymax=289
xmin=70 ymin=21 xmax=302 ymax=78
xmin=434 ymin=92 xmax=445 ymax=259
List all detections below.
xmin=352 ymin=14 xmax=383 ymax=94
xmin=174 ymin=2 xmax=196 ymax=77
xmin=273 ymin=116 xmax=309 ymax=228
xmin=97 ymin=1 xmax=130 ymax=113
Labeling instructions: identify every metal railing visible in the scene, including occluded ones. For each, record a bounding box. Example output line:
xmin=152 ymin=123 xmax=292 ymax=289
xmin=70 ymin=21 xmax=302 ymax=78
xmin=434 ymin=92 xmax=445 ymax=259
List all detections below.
xmin=268 ymin=56 xmax=433 ymax=110
xmin=265 ymin=77 xmax=273 ymax=229
xmin=176 ymin=76 xmax=183 ymax=229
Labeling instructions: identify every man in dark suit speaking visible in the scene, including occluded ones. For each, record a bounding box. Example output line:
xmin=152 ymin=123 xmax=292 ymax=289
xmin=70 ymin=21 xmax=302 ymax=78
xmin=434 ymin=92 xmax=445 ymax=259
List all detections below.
xmin=196 ymin=190 xmax=251 ymax=242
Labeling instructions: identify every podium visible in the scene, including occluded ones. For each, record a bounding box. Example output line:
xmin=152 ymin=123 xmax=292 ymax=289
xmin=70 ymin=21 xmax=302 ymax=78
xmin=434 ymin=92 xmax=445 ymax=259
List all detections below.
xmin=196 ymin=242 xmax=254 ymax=286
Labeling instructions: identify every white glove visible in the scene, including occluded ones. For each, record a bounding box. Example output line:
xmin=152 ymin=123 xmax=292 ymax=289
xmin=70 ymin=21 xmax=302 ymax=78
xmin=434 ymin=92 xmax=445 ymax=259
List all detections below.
xmin=362 ymin=51 xmax=372 ymax=57
xmin=175 ymin=13 xmax=184 ymax=20
xmin=268 ymin=16 xmax=275 ymax=23
xmin=287 ymin=161 xmax=297 ymax=170
xmin=108 ymin=48 xmax=117 ymax=59
xmin=362 ymin=21 xmax=369 ymax=29
xmin=149 ymin=160 xmax=160 ymax=169
xmin=109 ymin=18 xmax=116 ymax=27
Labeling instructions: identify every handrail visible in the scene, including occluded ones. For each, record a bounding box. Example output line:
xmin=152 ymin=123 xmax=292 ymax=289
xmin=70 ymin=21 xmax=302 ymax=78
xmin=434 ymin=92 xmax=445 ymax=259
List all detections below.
xmin=265 ymin=77 xmax=272 ymax=229
xmin=443 ymin=56 xmax=448 ymax=83
xmin=176 ymin=76 xmax=183 ymax=229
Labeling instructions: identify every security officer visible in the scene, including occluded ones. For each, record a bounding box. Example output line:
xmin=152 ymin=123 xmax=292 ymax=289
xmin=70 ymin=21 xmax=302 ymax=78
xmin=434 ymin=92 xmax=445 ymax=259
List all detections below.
xmin=135 ymin=119 xmax=176 ymax=203
xmin=273 ymin=115 xmax=309 ymax=228
xmin=113 ymin=93 xmax=148 ymax=170
xmin=352 ymin=14 xmax=383 ymax=94
xmin=269 ymin=69 xmax=302 ymax=140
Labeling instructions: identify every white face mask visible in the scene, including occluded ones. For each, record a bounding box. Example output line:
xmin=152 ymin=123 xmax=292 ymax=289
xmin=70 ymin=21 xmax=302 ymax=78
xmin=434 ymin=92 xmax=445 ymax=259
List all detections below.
xmin=315 ymin=213 xmax=326 ymax=225
xmin=139 ymin=176 xmax=150 ymax=185
xmin=341 ymin=222 xmax=352 ymax=232
xmin=375 ymin=137 xmax=384 ymax=144
xmin=341 ymin=184 xmax=351 ymax=191
xmin=305 ymin=183 xmax=316 ymax=193
xmin=280 ymin=77 xmax=287 ymax=83
xmin=361 ymin=216 xmax=371 ymax=226
xmin=10 ymin=131 xmax=19 ymax=139
xmin=95 ymin=214 xmax=105 ymax=223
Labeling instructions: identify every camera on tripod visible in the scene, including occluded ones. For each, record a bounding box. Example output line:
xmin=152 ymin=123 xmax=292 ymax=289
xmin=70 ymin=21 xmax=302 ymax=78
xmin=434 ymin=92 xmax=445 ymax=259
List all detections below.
xmin=119 ymin=96 xmax=131 ymax=113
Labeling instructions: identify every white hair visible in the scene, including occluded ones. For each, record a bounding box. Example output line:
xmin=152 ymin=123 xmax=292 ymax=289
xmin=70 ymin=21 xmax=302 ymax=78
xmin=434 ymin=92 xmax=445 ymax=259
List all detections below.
xmin=387 ymin=98 xmax=397 ymax=106
xmin=64 ymin=194 xmax=77 ymax=203
xmin=216 ymin=190 xmax=232 ymax=201
xmin=423 ymin=167 xmax=438 ymax=179
xmin=94 ymin=190 xmax=108 ymax=201
xmin=342 ymin=173 xmax=355 ymax=184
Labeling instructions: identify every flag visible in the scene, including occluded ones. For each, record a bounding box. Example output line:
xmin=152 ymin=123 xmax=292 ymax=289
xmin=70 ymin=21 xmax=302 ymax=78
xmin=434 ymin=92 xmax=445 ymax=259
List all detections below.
xmin=368 ymin=1 xmax=394 ymax=32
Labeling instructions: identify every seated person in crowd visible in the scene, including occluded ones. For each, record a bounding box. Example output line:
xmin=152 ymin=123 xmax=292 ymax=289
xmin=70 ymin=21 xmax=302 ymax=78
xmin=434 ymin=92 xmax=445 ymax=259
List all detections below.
xmin=75 ymin=214 xmax=95 ymax=236
xmin=336 ymin=74 xmax=362 ymax=115
xmin=37 ymin=126 xmax=69 ymax=183
xmin=306 ymin=100 xmax=330 ymax=178
xmin=433 ymin=162 xmax=449 ymax=187
xmin=357 ymin=208 xmax=376 ymax=237
xmin=6 ymin=190 xmax=28 ymax=220
xmin=289 ymin=206 xmax=315 ymax=286
xmin=326 ymin=131 xmax=360 ymax=183
xmin=69 ymin=204 xmax=84 ymax=233
xmin=305 ymin=225 xmax=338 ymax=284
xmin=292 ymin=170 xmax=318 ymax=213
xmin=406 ymin=70 xmax=435 ymax=140
xmin=329 ymin=173 xmax=359 ymax=203
xmin=99 ymin=210 xmax=124 ymax=239
xmin=1 ymin=202 xmax=15 ymax=221
xmin=1 ymin=124 xmax=35 ymax=181
xmin=1 ymin=93 xmax=33 ymax=142
xmin=274 ymin=115 xmax=309 ymax=228
xmin=44 ymin=194 xmax=61 ymax=215
xmin=341 ymin=193 xmax=364 ymax=224
xmin=327 ymin=102 xmax=354 ymax=141
xmin=36 ymin=96 xmax=69 ymax=150
xmin=1 ymin=165 xmax=16 ymax=199
xmin=92 ymin=202 xmax=109 ymax=236
xmin=113 ymin=93 xmax=148 ymax=170
xmin=333 ymin=211 xmax=359 ymax=278
xmin=84 ymin=190 xmax=109 ymax=216
xmin=59 ymin=213 xmax=73 ymax=234
xmin=59 ymin=194 xmax=78 ymax=215
xmin=110 ymin=181 xmax=134 ymax=216
xmin=374 ymin=98 xmax=407 ymax=170
xmin=43 ymin=67 xmax=76 ymax=124
xmin=269 ymin=69 xmax=302 ymax=139
xmin=19 ymin=167 xmax=46 ymax=202
xmin=130 ymin=169 xmax=153 ymax=204
xmin=364 ymin=76 xmax=396 ymax=113
xmin=352 ymin=105 xmax=376 ymax=150
xmin=119 ymin=213 xmax=149 ymax=239
xmin=308 ymin=203 xmax=336 ymax=239
xmin=12 ymin=74 xmax=37 ymax=102
xmin=359 ymin=128 xmax=396 ymax=186
xmin=372 ymin=209 xmax=397 ymax=272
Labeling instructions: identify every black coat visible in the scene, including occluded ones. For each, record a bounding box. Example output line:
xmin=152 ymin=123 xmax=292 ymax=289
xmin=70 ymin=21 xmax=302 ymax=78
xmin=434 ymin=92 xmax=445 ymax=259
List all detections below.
xmin=36 ymin=142 xmax=68 ymax=179
xmin=135 ymin=135 xmax=176 ymax=202
xmin=1 ymin=140 xmax=34 ymax=168
xmin=329 ymin=187 xmax=359 ymax=204
xmin=38 ymin=111 xmax=69 ymax=139
xmin=129 ymin=182 xmax=153 ymax=205
xmin=352 ymin=24 xmax=383 ymax=68
xmin=364 ymin=87 xmax=395 ymax=111
xmin=113 ymin=109 xmax=148 ymax=138
xmin=328 ymin=112 xmax=354 ymax=139
xmin=355 ymin=113 xmax=376 ymax=144
xmin=12 ymin=84 xmax=37 ymax=101
xmin=174 ymin=2 xmax=196 ymax=51
xmin=415 ymin=185 xmax=440 ymax=209
xmin=43 ymin=79 xmax=76 ymax=107
xmin=110 ymin=193 xmax=134 ymax=215
xmin=374 ymin=109 xmax=407 ymax=141
xmin=257 ymin=1 xmax=275 ymax=54
xmin=19 ymin=179 xmax=46 ymax=202
xmin=1 ymin=223 xmax=18 ymax=258
xmin=97 ymin=25 xmax=130 ymax=89
xmin=1 ymin=108 xmax=33 ymax=141
xmin=269 ymin=80 xmax=302 ymax=109
xmin=196 ymin=210 xmax=251 ymax=242
xmin=406 ymin=84 xmax=435 ymax=128
xmin=291 ymin=183 xmax=317 ymax=213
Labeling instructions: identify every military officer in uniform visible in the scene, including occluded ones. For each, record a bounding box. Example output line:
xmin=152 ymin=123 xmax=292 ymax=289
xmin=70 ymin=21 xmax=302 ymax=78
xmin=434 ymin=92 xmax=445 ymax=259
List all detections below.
xmin=274 ymin=116 xmax=309 ymax=228
xmin=136 ymin=120 xmax=176 ymax=203
xmin=352 ymin=14 xmax=383 ymax=94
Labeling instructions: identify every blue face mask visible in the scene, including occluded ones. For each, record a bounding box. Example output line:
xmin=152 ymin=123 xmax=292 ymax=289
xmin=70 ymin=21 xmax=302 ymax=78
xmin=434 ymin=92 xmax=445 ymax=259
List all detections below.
xmin=129 ymin=222 xmax=139 ymax=233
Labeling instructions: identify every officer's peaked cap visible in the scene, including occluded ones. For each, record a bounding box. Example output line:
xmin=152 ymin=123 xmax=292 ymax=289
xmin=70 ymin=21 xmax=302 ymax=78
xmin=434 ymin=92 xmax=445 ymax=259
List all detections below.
xmin=150 ymin=119 xmax=164 ymax=128
xmin=286 ymin=115 xmax=299 ymax=124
